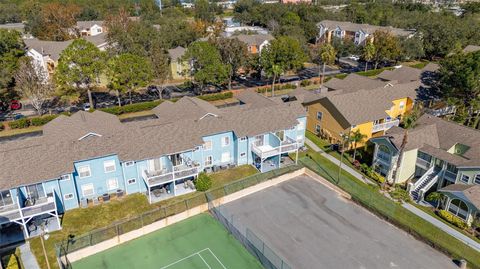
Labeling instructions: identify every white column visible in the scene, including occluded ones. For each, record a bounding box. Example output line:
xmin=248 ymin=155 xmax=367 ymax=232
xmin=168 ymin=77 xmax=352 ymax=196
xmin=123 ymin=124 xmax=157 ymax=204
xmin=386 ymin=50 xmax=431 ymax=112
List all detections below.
xmin=148 ymin=186 xmax=152 ymax=204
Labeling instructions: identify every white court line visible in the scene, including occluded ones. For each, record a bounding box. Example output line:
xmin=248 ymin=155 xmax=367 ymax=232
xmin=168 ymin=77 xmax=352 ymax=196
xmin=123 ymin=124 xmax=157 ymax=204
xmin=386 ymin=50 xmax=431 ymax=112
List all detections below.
xmin=159 ymin=248 xmax=209 ymax=269
xmin=206 ymin=248 xmax=227 ymax=269
xmin=198 ymin=253 xmax=212 ymax=269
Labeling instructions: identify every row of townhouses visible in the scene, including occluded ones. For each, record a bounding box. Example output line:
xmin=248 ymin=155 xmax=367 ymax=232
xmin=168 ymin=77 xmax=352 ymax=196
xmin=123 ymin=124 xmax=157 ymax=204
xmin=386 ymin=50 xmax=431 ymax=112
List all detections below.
xmin=317 ymin=20 xmax=415 ymax=46
xmin=0 ymin=92 xmax=306 ymax=241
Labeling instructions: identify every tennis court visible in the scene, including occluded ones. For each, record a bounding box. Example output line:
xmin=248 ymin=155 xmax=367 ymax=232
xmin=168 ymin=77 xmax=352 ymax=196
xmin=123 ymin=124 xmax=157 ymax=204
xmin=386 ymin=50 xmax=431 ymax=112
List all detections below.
xmin=71 ymin=213 xmax=263 ymax=269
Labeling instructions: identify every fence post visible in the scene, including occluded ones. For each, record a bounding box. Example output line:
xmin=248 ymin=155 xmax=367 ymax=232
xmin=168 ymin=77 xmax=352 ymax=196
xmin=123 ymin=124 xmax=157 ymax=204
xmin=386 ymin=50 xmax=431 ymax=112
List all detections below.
xmin=185 ymin=199 xmax=189 ymax=210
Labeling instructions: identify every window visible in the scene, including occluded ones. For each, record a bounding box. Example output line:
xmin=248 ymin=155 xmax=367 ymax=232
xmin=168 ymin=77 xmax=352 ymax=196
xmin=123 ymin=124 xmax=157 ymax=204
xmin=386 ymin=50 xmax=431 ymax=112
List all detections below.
xmin=316 ymin=112 xmax=323 ymax=121
xmin=107 ymin=178 xmax=118 ymax=191
xmin=60 ymin=174 xmax=70 ymax=181
xmin=351 ymin=125 xmax=357 ymax=129
xmin=81 ymin=184 xmax=95 ymax=197
xmin=297 ymin=120 xmax=305 ymax=130
xmin=26 ymin=183 xmax=45 ymax=200
xmin=124 ymin=161 xmax=134 ymax=167
xmin=205 ymin=156 xmax=213 ymax=166
xmin=222 ymin=136 xmax=230 ymax=147
xmin=399 ymin=101 xmax=405 ymax=109
xmin=240 ymin=152 xmax=246 ymax=157
xmin=448 ymin=199 xmax=469 ymax=220
xmin=104 ymin=160 xmax=116 ymax=173
xmin=315 ymin=124 xmax=321 ymax=134
xmin=127 ymin=178 xmax=137 ymax=185
xmin=78 ymin=165 xmax=91 ymax=178
xmin=475 ymin=174 xmax=480 ymax=185
xmin=254 ymin=135 xmax=264 ymax=147
xmin=64 ymin=193 xmax=74 ymax=200
xmin=460 ymin=174 xmax=470 ymax=183
xmin=204 ymin=140 xmax=213 ymax=150
xmin=221 ymin=152 xmax=231 ymax=163
xmin=0 ymin=190 xmax=13 ymax=207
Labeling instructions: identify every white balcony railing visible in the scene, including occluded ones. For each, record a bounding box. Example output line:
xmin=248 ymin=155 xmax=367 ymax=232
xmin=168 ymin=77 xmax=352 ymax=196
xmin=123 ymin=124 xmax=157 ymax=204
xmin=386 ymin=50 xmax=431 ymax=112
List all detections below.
xmin=143 ymin=165 xmax=199 ymax=187
xmin=372 ymin=119 xmax=400 ymax=133
xmin=443 ymin=170 xmax=457 ymax=182
xmin=416 ymin=157 xmax=431 ymax=169
xmin=0 ymin=196 xmax=56 ymax=225
xmin=252 ymin=140 xmax=298 ymax=159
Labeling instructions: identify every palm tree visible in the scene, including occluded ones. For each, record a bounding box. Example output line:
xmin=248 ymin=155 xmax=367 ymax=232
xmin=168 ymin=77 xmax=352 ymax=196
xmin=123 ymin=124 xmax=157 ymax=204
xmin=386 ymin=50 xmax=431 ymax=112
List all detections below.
xmin=425 ymin=192 xmax=445 ymax=210
xmin=349 ymin=130 xmax=367 ymax=162
xmin=362 ymin=43 xmax=375 ymax=72
xmin=391 ymin=108 xmax=421 ymax=185
xmin=318 ymin=44 xmax=336 ymax=85
xmin=271 ymin=64 xmax=283 ymax=97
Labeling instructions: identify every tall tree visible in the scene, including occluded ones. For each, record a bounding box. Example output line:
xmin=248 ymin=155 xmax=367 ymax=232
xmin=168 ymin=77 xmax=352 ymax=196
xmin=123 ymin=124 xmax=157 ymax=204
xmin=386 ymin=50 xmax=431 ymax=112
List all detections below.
xmin=184 ymin=41 xmax=229 ymax=93
xmin=362 ymin=42 xmax=375 ymax=72
xmin=318 ymin=43 xmax=336 ymax=85
xmin=372 ymin=30 xmax=401 ymax=69
xmin=214 ymin=37 xmax=248 ymax=90
xmin=55 ymin=39 xmax=105 ymax=107
xmin=149 ymin=44 xmax=171 ymax=99
xmin=194 ymin=0 xmax=216 ymax=24
xmin=29 ymin=3 xmax=81 ymax=41
xmin=0 ymin=29 xmax=25 ymax=100
xmin=14 ymin=57 xmax=53 ymax=115
xmin=108 ymin=53 xmax=153 ymax=105
xmin=349 ymin=130 xmax=366 ymax=162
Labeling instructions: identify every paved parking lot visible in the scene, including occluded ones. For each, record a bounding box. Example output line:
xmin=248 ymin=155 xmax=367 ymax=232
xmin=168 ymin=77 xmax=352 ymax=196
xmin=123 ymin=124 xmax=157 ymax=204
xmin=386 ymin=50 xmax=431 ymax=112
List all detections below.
xmin=220 ymin=175 xmax=457 ymax=269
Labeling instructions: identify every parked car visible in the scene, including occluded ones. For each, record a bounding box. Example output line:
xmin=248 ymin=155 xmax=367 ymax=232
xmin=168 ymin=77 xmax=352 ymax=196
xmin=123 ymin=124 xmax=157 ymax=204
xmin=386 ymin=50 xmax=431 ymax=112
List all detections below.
xmin=83 ymin=103 xmax=92 ymax=111
xmin=347 ymin=55 xmax=360 ymax=61
xmin=10 ymin=100 xmax=22 ymax=110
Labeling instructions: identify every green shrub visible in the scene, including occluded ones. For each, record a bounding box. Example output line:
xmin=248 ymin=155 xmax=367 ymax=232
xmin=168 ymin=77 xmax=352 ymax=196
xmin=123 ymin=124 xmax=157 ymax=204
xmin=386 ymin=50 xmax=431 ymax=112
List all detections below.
xmin=30 ymin=114 xmax=58 ymax=126
xmin=197 ymin=92 xmax=233 ymax=101
xmin=389 ymin=188 xmax=411 ymax=202
xmin=8 ymin=118 xmax=30 ymax=129
xmin=0 ymin=123 xmax=4 ymax=131
xmin=300 ymin=80 xmax=312 ymax=87
xmin=100 ymin=100 xmax=162 ymax=115
xmin=2 ymin=253 xmax=20 ymax=269
xmin=438 ymin=210 xmax=467 ymax=230
xmin=195 ymin=172 xmax=212 ymax=191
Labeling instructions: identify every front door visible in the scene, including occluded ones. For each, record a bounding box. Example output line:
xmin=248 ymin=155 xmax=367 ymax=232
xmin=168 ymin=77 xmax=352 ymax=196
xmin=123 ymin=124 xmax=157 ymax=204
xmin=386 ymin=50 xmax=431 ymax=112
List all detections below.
xmin=255 ymin=135 xmax=264 ymax=147
xmin=171 ymin=154 xmax=183 ymax=166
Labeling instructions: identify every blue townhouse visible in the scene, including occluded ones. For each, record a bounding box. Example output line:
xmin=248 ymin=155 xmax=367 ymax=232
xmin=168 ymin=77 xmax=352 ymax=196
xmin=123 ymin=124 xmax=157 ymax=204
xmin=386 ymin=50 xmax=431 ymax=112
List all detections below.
xmin=0 ymin=91 xmax=306 ymax=241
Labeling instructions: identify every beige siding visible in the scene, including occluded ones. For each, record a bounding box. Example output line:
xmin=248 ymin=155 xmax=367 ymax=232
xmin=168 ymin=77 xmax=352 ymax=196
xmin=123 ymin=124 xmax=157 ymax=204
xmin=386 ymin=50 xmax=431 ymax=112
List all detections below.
xmin=397 ymin=149 xmax=418 ymax=183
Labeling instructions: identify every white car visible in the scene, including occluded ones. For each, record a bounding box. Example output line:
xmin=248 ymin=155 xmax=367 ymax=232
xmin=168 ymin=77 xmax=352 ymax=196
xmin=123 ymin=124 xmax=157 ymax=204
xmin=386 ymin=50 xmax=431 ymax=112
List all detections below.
xmin=83 ymin=103 xmax=91 ymax=111
xmin=348 ymin=55 xmax=360 ymax=61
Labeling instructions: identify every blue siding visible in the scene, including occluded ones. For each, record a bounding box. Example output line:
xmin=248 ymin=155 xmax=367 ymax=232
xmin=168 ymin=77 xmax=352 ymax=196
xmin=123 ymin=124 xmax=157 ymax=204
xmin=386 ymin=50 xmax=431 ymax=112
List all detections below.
xmin=58 ymin=174 xmax=79 ymax=211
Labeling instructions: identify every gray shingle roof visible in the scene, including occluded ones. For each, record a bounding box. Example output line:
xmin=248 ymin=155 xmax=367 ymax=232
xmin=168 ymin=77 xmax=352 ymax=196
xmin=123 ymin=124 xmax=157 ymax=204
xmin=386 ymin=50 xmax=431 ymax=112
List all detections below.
xmin=168 ymin=46 xmax=186 ymax=62
xmin=230 ymin=34 xmax=274 ymax=46
xmin=24 ymin=38 xmax=73 ymax=61
xmin=76 ymin=21 xmax=104 ymax=30
xmin=324 ymin=74 xmax=388 ymax=92
xmin=0 ymin=94 xmax=305 ymax=189
xmin=383 ymin=114 xmax=480 ymax=167
xmin=439 ymin=184 xmax=480 ymax=210
xmin=317 ymin=20 xmax=415 ymax=37
xmin=377 ymin=64 xmax=439 ymax=84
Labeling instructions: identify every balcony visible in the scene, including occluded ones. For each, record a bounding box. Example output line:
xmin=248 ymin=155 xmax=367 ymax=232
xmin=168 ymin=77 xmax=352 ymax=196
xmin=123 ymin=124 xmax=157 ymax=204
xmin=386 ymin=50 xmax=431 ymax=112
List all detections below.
xmin=0 ymin=196 xmax=56 ymax=225
xmin=416 ymin=157 xmax=431 ymax=169
xmin=143 ymin=164 xmax=200 ymax=187
xmin=372 ymin=119 xmax=400 ymax=133
xmin=443 ymin=170 xmax=457 ymax=182
xmin=252 ymin=138 xmax=298 ymax=159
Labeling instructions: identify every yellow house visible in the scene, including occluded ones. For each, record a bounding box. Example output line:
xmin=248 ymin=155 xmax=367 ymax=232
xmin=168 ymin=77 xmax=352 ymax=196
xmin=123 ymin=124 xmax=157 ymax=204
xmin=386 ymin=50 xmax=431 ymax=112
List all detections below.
xmin=291 ymin=80 xmax=419 ymax=148
xmin=168 ymin=46 xmax=190 ymax=81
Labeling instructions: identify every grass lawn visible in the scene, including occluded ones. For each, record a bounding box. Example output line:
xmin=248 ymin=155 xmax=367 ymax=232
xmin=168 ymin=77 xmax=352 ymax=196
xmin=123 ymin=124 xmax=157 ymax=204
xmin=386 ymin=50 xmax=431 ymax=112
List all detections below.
xmin=0 ymin=125 xmax=42 ymax=138
xmin=411 ymin=202 xmax=480 ymax=244
xmin=30 ymin=165 xmax=259 ymax=269
xmin=117 ymin=110 xmax=155 ymax=120
xmin=72 ymin=213 xmax=263 ymax=269
xmin=300 ymin=152 xmax=480 ymax=268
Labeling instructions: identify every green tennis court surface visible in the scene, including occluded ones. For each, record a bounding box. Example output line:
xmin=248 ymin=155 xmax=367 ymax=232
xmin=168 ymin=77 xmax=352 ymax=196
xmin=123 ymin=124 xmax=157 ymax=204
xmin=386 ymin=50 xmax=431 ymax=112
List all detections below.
xmin=71 ymin=213 xmax=263 ymax=269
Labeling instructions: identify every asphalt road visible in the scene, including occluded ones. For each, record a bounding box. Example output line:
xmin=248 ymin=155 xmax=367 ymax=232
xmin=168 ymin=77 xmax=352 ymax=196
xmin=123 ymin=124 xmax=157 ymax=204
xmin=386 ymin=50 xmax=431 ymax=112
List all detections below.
xmin=219 ymin=175 xmax=457 ymax=269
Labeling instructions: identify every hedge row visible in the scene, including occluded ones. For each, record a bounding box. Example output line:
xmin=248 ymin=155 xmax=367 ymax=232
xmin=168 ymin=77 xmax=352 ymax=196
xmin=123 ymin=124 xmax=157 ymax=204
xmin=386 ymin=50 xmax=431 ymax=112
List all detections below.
xmin=257 ymin=83 xmax=298 ymax=93
xmin=197 ymin=91 xmax=233 ymax=101
xmin=438 ymin=209 xmax=467 ymax=230
xmin=100 ymin=100 xmax=163 ymax=115
xmin=7 ymin=115 xmax=58 ymax=129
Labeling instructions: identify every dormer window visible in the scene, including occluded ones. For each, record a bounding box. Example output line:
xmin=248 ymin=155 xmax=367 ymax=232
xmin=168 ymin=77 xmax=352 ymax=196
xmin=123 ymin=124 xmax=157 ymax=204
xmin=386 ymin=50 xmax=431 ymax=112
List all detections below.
xmin=78 ymin=132 xmax=102 ymax=140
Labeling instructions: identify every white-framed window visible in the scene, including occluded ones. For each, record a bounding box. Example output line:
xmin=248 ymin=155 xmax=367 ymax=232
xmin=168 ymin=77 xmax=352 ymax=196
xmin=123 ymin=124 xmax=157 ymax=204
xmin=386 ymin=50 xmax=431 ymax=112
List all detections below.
xmin=239 ymin=137 xmax=247 ymax=142
xmin=221 ymin=152 xmax=231 ymax=163
xmin=399 ymin=101 xmax=405 ymax=109
xmin=124 ymin=161 xmax=135 ymax=167
xmin=78 ymin=165 xmax=91 ymax=178
xmin=104 ymin=160 xmax=116 ymax=173
xmin=240 ymin=152 xmax=246 ymax=157
xmin=222 ymin=136 xmax=230 ymax=147
xmin=81 ymin=184 xmax=95 ymax=197
xmin=297 ymin=120 xmax=305 ymax=130
xmin=204 ymin=140 xmax=213 ymax=150
xmin=315 ymin=124 xmax=321 ymax=134
xmin=127 ymin=178 xmax=137 ymax=185
xmin=64 ymin=193 xmax=74 ymax=200
xmin=205 ymin=156 xmax=213 ymax=166
xmin=316 ymin=112 xmax=323 ymax=121
xmin=60 ymin=174 xmax=70 ymax=181
xmin=460 ymin=174 xmax=470 ymax=184
xmin=474 ymin=174 xmax=480 ymax=185
xmin=107 ymin=178 xmax=118 ymax=191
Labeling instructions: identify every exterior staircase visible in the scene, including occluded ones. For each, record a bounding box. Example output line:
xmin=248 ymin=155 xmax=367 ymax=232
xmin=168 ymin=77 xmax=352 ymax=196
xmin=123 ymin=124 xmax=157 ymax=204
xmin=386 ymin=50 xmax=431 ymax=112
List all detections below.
xmin=408 ymin=166 xmax=440 ymax=202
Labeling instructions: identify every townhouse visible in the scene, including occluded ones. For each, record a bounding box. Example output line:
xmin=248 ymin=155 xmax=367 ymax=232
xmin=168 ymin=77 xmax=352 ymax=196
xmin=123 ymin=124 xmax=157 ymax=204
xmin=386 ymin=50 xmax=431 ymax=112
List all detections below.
xmin=168 ymin=46 xmax=189 ymax=81
xmin=370 ymin=115 xmax=480 ymax=225
xmin=230 ymin=33 xmax=274 ymax=54
xmin=317 ymin=20 xmax=415 ymax=46
xmin=0 ymin=92 xmax=306 ymax=240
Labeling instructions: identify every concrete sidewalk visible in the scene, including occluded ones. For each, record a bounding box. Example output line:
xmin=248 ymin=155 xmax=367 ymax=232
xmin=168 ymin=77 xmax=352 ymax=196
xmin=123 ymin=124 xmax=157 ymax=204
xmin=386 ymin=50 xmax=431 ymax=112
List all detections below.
xmin=304 ymin=138 xmax=374 ymax=185
xmin=402 ymin=203 xmax=480 ymax=252
xmin=19 ymin=242 xmax=40 ymax=269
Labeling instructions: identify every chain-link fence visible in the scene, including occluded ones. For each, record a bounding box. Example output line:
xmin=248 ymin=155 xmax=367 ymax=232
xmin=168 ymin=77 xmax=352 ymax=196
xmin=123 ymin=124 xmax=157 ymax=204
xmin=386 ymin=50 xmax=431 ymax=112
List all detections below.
xmin=208 ymin=193 xmax=292 ymax=269
xmin=55 ymin=164 xmax=303 ymax=269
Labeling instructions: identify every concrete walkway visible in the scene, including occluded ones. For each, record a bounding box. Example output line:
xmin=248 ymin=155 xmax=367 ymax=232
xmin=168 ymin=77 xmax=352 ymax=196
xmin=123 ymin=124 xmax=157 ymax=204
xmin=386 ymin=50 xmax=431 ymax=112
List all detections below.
xmin=402 ymin=203 xmax=480 ymax=252
xmin=304 ymin=138 xmax=374 ymax=185
xmin=305 ymin=137 xmax=480 ymax=253
xmin=19 ymin=242 xmax=41 ymax=269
